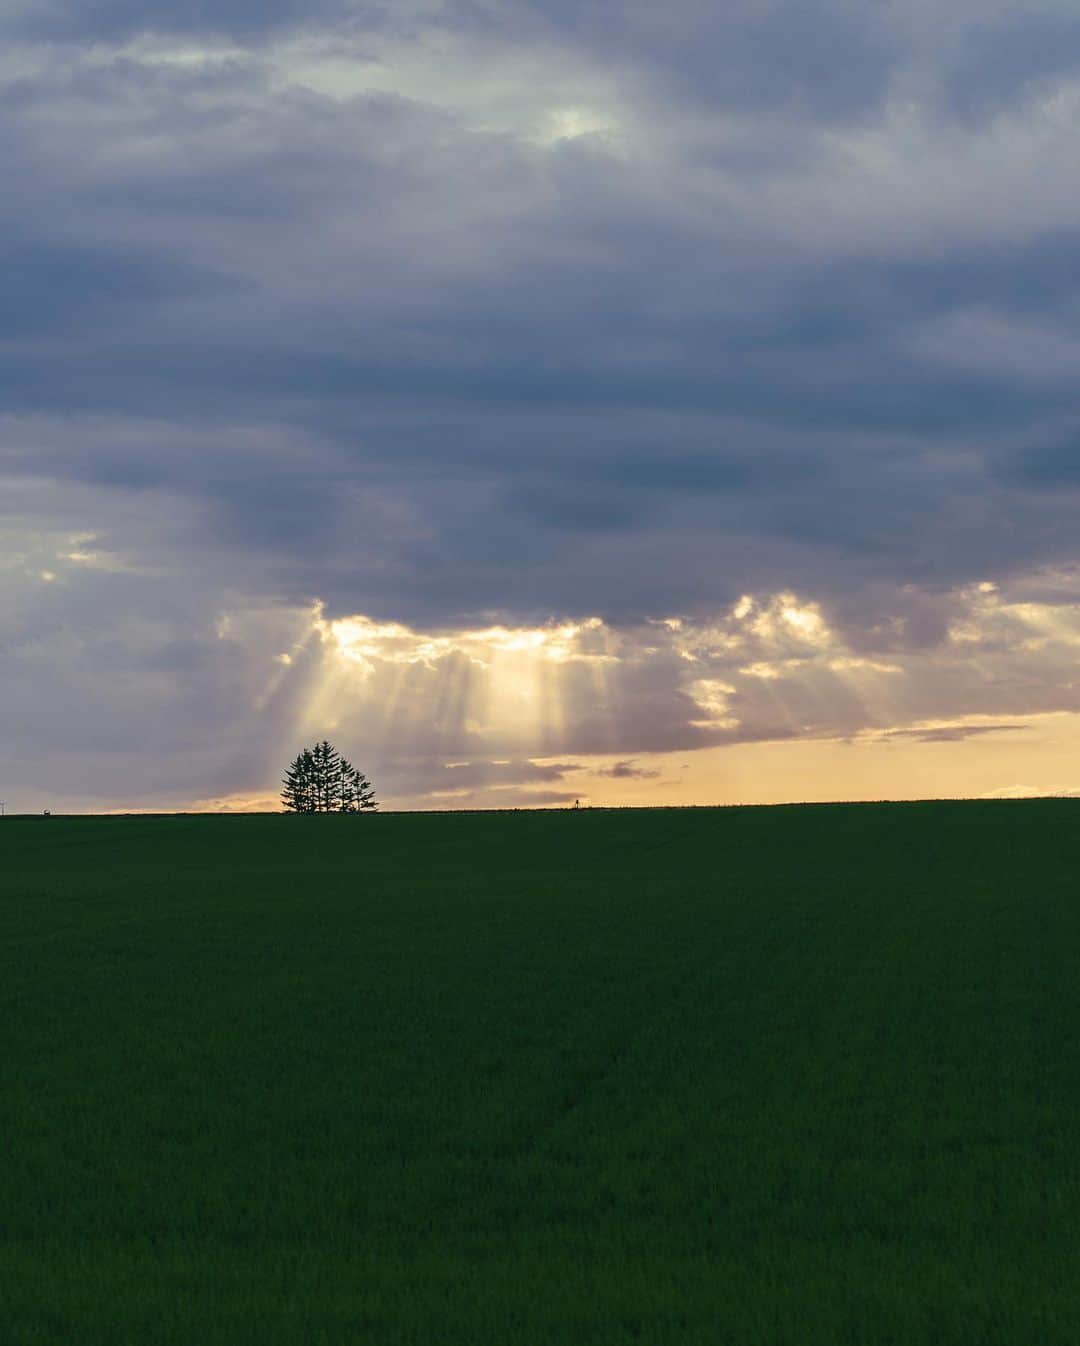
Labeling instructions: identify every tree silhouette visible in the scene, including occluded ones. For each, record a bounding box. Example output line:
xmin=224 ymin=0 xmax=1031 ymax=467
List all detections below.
xmin=338 ymin=754 xmax=378 ymax=812
xmin=281 ymin=747 xmax=315 ymax=813
xmin=281 ymin=741 xmax=378 ymax=813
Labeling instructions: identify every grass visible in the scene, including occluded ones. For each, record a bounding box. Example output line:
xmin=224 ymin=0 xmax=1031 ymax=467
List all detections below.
xmin=2 ymin=799 xmax=1079 ymax=1343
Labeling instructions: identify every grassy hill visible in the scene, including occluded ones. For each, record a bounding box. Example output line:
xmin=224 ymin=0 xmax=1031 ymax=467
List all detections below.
xmin=3 ymin=800 xmax=1079 ymax=1343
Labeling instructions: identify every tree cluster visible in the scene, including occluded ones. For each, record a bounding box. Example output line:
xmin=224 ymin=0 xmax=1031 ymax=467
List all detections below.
xmin=281 ymin=741 xmax=378 ymax=813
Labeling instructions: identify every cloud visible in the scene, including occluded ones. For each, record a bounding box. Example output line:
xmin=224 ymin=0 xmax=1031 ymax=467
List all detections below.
xmin=992 ymin=433 xmax=1080 ymax=491
xmin=1 ymin=242 xmax=241 ymax=340
xmin=595 ymin=760 xmax=662 ymax=779
xmin=979 ymin=783 xmax=1080 ymax=800
xmin=871 ymin=723 xmax=1031 ymax=745
xmin=419 ymin=789 xmax=579 ymax=811
xmin=9 ymin=569 xmax=1080 ymax=812
xmin=7 ymin=0 xmax=352 ymax=43
xmin=5 ymin=4 xmax=1080 ymax=808
xmin=418 ymin=759 xmax=579 ymax=792
xmin=941 ymin=11 xmax=1080 ymax=122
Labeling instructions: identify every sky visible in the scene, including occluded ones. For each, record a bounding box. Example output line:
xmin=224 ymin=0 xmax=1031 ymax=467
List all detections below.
xmin=5 ymin=0 xmax=1080 ymax=812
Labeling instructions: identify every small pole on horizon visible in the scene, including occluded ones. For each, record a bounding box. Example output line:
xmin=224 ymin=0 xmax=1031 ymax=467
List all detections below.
xmin=0 ymin=801 xmax=6 ymax=817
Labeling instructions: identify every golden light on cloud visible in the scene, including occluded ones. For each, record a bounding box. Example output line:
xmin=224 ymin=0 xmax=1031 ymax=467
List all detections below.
xmin=220 ymin=572 xmax=1080 ymax=812
xmin=288 ymin=608 xmax=620 ymax=769
xmin=745 ymin=592 xmax=830 ymax=647
xmin=689 ymin=679 xmax=738 ymax=729
xmin=326 ymin=613 xmax=613 ymax=671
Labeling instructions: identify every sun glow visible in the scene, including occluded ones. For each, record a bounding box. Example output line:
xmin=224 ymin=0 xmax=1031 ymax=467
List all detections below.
xmin=541 ymin=106 xmax=617 ymax=144
xmin=298 ymin=591 xmax=898 ymax=775
xmin=296 ymin=610 xmax=619 ymax=760
xmin=326 ymin=614 xmax=611 ymax=672
xmin=689 ymin=679 xmax=738 ymax=729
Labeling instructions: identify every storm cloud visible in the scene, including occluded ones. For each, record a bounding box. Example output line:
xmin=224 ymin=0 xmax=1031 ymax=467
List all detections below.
xmin=4 ymin=0 xmax=1080 ymax=809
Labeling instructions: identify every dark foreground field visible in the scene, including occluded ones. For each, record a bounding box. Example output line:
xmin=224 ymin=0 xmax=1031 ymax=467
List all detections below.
xmin=3 ymin=801 xmax=1079 ymax=1343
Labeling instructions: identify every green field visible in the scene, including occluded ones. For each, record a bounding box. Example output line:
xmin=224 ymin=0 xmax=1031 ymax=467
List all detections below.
xmin=3 ymin=800 xmax=1079 ymax=1343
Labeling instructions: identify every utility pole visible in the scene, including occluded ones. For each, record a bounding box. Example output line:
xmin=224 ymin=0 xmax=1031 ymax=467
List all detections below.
xmin=0 ymin=801 xmax=6 ymax=817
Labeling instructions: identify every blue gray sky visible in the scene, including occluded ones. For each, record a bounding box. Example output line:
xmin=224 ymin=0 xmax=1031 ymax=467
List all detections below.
xmin=6 ymin=0 xmax=1080 ymax=810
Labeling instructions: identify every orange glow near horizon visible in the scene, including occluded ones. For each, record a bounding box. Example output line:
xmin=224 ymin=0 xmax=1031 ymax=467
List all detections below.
xmin=177 ymin=709 xmax=1080 ymax=815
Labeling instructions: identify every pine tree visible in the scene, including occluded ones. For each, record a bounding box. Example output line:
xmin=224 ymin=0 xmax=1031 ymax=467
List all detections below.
xmin=313 ymin=740 xmax=340 ymax=812
xmin=339 ymin=756 xmax=378 ymax=812
xmin=281 ymin=742 xmax=378 ymax=813
xmin=338 ymin=756 xmax=356 ymax=812
xmin=281 ymin=748 xmax=316 ymax=813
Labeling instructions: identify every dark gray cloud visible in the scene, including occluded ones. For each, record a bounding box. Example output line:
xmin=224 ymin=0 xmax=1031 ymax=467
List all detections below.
xmin=943 ymin=12 xmax=1080 ymax=121
xmin=9 ymin=0 xmax=353 ymax=43
xmin=875 ymin=724 xmax=1031 ymax=745
xmin=484 ymin=0 xmax=898 ymax=122
xmin=2 ymin=242 xmax=240 ymax=339
xmin=595 ymin=760 xmax=661 ymax=779
xmin=5 ymin=2 xmax=1080 ymax=808
xmin=430 ymin=759 xmax=578 ymax=790
xmin=991 ymin=434 xmax=1080 ymax=491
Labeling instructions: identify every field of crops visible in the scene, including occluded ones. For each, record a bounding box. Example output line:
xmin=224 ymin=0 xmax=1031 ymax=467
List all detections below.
xmin=4 ymin=800 xmax=1079 ymax=1343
